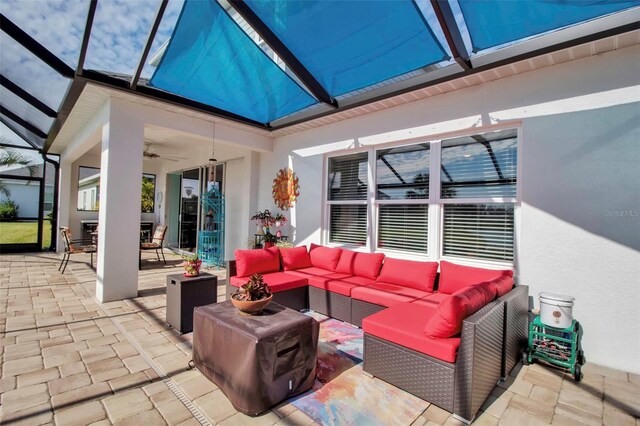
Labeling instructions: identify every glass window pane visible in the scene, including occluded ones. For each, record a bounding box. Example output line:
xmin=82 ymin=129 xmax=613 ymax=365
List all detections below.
xmin=441 ymin=130 xmax=517 ymax=199
xmin=443 ymin=203 xmax=514 ymax=262
xmin=328 ymin=152 xmax=368 ymax=201
xmin=0 ymin=32 xmax=71 ymax=110
xmin=378 ymin=204 xmax=428 ymax=254
xmin=0 ymin=0 xmax=88 ymax=67
xmin=0 ymin=89 xmax=54 ymax=134
xmin=329 ymin=204 xmax=366 ymax=246
xmin=0 ymin=114 xmax=46 ymax=149
xmin=85 ymin=0 xmax=160 ymax=75
xmin=244 ymin=0 xmax=449 ymax=97
xmin=77 ymin=166 xmax=100 ymax=211
xmin=377 ymin=143 xmax=429 ymax=200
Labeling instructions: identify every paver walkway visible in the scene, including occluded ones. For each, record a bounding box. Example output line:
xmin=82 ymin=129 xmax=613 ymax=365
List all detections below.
xmin=1 ymin=252 xmax=638 ymax=426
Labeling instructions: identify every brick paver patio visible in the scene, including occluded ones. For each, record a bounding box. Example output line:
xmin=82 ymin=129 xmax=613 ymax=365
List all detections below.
xmin=1 ymin=252 xmax=638 ymax=425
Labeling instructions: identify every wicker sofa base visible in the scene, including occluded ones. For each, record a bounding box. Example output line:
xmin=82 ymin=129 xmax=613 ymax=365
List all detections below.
xmin=364 ymin=334 xmax=455 ymax=410
xmin=351 ymin=299 xmax=387 ymax=327
xmin=499 ymin=285 xmax=529 ymax=377
xmin=308 ymin=287 xmax=351 ymax=323
xmin=363 ymin=300 xmax=505 ymax=423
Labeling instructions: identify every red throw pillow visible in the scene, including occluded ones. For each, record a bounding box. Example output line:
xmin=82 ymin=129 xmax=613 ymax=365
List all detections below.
xmin=279 ymin=246 xmax=312 ymax=271
xmin=335 ymin=249 xmax=357 ymax=274
xmin=309 ymin=244 xmax=342 ymax=271
xmin=424 ymin=283 xmax=495 ymax=338
xmin=234 ymin=247 xmax=280 ymax=277
xmin=377 ymin=258 xmax=439 ymax=292
xmin=438 ymin=261 xmax=513 ymax=295
xmin=353 ymin=252 xmax=385 ymax=279
xmin=488 ymin=275 xmax=514 ymax=297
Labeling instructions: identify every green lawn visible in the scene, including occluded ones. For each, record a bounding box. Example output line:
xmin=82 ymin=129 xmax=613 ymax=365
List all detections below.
xmin=0 ymin=221 xmax=52 ymax=248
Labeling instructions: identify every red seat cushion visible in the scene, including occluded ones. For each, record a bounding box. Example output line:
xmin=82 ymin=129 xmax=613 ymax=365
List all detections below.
xmin=335 ymin=249 xmax=357 ymax=274
xmin=424 ymin=283 xmax=496 ymax=338
xmin=438 ymin=261 xmax=513 ymax=295
xmin=351 ymin=282 xmax=429 ymax=307
xmin=285 ymin=267 xmax=335 ymax=278
xmin=309 ymin=244 xmax=342 ymax=271
xmin=412 ymin=292 xmax=451 ymax=307
xmin=489 ymin=275 xmax=515 ymax=297
xmin=340 ymin=275 xmax=376 ymax=286
xmin=363 ymin=303 xmax=461 ymax=363
xmin=378 ymin=258 xmax=438 ymax=292
xmin=230 ymin=272 xmax=308 ymax=293
xmin=307 ymin=274 xmax=361 ymax=297
xmin=279 ymin=246 xmax=312 ymax=271
xmin=353 ymin=252 xmax=385 ymax=279
xmin=234 ymin=247 xmax=280 ymax=277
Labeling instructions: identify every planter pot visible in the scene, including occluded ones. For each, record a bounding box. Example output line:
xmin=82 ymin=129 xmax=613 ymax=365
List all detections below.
xmin=276 ymin=229 xmax=282 ymax=238
xmin=231 ymin=294 xmax=273 ymax=315
xmin=183 ymin=259 xmax=202 ymax=277
xmin=264 ymin=241 xmax=275 ymax=248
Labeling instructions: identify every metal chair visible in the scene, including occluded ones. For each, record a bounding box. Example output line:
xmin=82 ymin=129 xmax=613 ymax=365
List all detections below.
xmin=59 ymin=227 xmax=97 ymax=274
xmin=139 ymin=225 xmax=167 ymax=269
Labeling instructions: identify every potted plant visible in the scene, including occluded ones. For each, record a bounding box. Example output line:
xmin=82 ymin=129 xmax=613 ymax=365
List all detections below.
xmin=273 ymin=212 xmax=287 ymax=237
xmin=231 ymin=274 xmax=273 ymax=314
xmin=182 ymin=252 xmax=202 ymax=277
xmin=250 ymin=209 xmax=276 ymax=234
xmin=263 ymin=232 xmax=277 ymax=248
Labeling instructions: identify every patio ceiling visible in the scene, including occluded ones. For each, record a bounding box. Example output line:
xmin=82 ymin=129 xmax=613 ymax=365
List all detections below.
xmin=0 ymin=0 xmax=638 ymax=153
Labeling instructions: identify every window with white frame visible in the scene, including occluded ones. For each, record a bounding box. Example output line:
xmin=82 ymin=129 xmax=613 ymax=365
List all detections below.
xmin=439 ymin=130 xmax=517 ymax=262
xmin=376 ymin=143 xmax=430 ymax=254
xmin=327 ymin=152 xmax=369 ymax=246
xmin=324 ymin=128 xmax=518 ymax=264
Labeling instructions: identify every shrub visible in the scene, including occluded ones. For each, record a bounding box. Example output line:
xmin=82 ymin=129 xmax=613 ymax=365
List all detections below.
xmin=0 ymin=200 xmax=19 ymax=220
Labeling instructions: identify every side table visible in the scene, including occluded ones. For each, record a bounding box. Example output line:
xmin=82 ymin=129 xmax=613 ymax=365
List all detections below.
xmin=166 ymin=272 xmax=217 ymax=333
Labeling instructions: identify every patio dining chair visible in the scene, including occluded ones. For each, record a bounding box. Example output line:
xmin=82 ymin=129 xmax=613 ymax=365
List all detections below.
xmin=59 ymin=226 xmax=97 ymax=274
xmin=139 ymin=225 xmax=167 ymax=269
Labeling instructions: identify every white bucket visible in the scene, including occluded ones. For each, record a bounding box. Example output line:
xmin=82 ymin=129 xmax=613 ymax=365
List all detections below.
xmin=539 ymin=292 xmax=575 ymax=329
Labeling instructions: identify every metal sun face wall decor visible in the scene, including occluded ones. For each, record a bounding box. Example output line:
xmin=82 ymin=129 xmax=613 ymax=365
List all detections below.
xmin=272 ymin=168 xmax=300 ymax=210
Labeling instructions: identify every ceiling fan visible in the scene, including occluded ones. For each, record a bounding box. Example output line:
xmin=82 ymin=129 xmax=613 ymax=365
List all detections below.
xmin=143 ymin=142 xmax=188 ymax=162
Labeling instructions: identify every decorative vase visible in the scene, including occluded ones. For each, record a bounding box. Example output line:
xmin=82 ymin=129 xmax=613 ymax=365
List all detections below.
xmin=276 ymin=229 xmax=282 ymax=238
xmin=231 ymin=294 xmax=273 ymax=315
xmin=183 ymin=259 xmax=202 ymax=277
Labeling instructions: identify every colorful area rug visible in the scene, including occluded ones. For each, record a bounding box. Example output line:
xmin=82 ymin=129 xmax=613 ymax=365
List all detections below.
xmin=289 ymin=311 xmax=428 ymax=426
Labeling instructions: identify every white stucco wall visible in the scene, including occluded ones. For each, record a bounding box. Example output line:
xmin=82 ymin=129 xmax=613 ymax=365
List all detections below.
xmin=256 ymin=45 xmax=640 ymax=373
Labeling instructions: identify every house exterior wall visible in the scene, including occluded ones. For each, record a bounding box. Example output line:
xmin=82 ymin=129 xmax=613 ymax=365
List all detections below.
xmin=0 ymin=181 xmax=52 ymax=218
xmin=256 ymin=45 xmax=640 ymax=373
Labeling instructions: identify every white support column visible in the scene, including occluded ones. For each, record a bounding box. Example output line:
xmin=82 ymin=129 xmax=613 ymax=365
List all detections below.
xmin=96 ymin=99 xmax=144 ymax=302
xmin=56 ymin=159 xmax=72 ymax=252
xmin=243 ymin=151 xmax=260 ymax=242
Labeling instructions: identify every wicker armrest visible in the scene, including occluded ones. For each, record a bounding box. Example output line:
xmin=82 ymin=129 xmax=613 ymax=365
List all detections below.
xmin=455 ymin=300 xmax=505 ymax=422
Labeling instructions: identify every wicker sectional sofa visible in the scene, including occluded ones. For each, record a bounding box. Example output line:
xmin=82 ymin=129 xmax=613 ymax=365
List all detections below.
xmin=226 ymin=244 xmax=528 ymax=423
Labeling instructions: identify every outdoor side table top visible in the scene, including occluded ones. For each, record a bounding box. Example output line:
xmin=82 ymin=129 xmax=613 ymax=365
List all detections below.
xmin=165 ymin=272 xmax=217 ymax=333
xmin=192 ymin=301 xmax=319 ymax=416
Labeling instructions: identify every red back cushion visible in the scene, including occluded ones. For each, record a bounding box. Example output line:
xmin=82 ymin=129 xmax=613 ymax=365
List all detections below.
xmin=438 ymin=261 xmax=513 ymax=295
xmin=309 ymin=244 xmax=342 ymax=272
xmin=488 ymin=275 xmax=514 ymax=297
xmin=377 ymin=258 xmax=439 ymax=292
xmin=424 ymin=283 xmax=496 ymax=338
xmin=353 ymin=252 xmax=385 ymax=279
xmin=335 ymin=249 xmax=357 ymax=274
xmin=234 ymin=247 xmax=280 ymax=277
xmin=279 ymin=246 xmax=312 ymax=271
